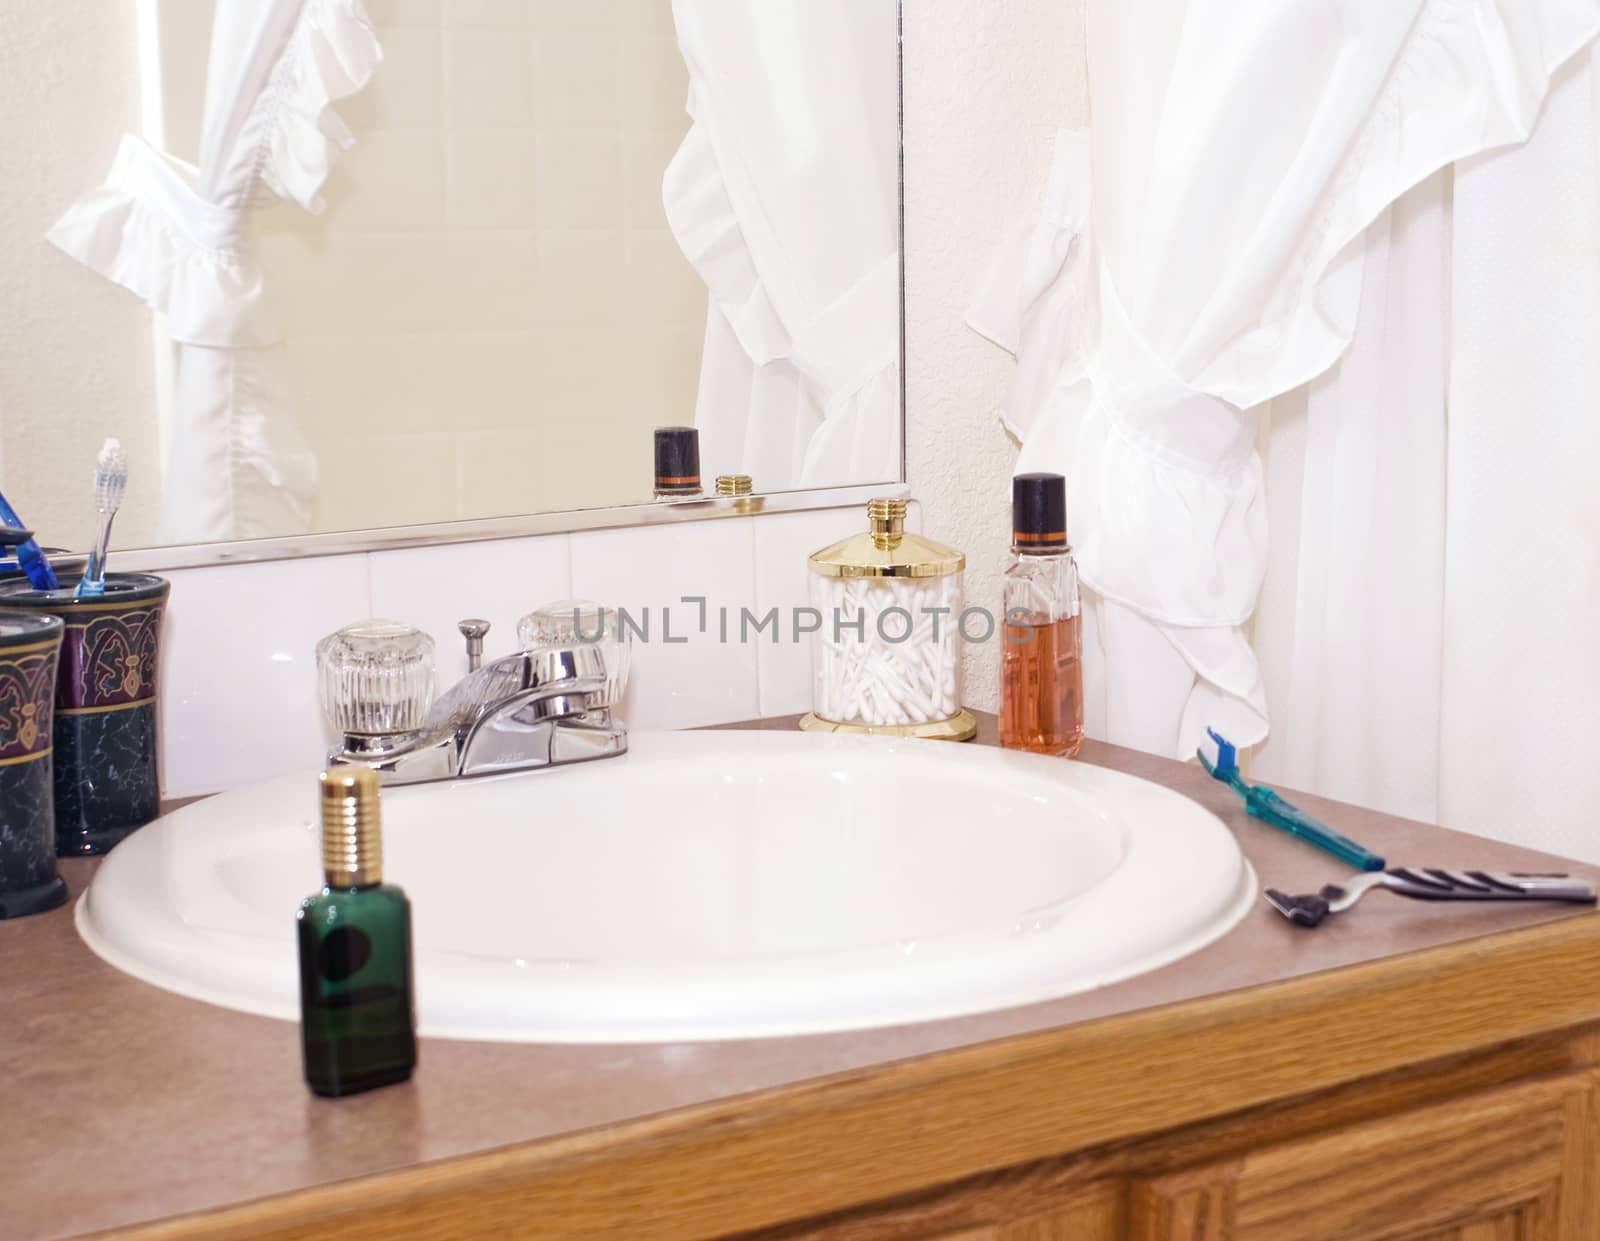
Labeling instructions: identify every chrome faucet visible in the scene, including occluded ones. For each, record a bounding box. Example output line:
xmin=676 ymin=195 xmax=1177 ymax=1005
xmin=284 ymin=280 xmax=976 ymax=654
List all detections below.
xmin=318 ymin=618 xmax=627 ymax=786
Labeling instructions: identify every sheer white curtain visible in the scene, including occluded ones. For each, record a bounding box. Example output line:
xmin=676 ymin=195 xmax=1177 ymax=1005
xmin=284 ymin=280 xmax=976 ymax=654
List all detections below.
xmin=1254 ymin=175 xmax=1452 ymax=827
xmin=664 ymin=0 xmax=900 ymax=491
xmin=48 ymin=0 xmax=380 ymax=543
xmin=1257 ymin=45 xmax=1600 ymax=863
xmin=972 ymin=1 xmax=1600 ymax=775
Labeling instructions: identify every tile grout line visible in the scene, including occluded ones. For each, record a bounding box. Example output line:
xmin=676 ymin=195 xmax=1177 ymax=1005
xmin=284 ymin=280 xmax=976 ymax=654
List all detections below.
xmin=750 ymin=514 xmax=769 ymax=718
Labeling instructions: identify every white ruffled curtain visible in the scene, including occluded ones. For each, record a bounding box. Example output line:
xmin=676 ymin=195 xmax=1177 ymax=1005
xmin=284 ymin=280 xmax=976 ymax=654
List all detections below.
xmin=664 ymin=0 xmax=900 ymax=491
xmin=48 ymin=0 xmax=381 ymax=543
xmin=1253 ymin=173 xmax=1452 ymax=827
xmin=1255 ymin=43 xmax=1600 ymax=863
xmin=972 ymin=1 xmax=1600 ymax=768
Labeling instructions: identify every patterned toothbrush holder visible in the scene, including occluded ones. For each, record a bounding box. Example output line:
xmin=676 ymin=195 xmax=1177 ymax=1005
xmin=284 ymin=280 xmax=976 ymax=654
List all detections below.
xmin=0 ymin=573 xmax=169 ymax=855
xmin=0 ymin=612 xmax=67 ymax=918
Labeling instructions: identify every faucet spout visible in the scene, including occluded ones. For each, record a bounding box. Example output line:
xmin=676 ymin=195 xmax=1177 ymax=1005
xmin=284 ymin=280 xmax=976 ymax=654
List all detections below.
xmin=329 ymin=642 xmax=627 ymax=786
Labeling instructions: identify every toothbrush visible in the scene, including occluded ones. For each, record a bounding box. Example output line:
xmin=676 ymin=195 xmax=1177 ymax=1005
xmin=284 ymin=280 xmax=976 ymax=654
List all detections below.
xmin=0 ymin=488 xmax=59 ymax=591
xmin=1197 ymin=727 xmax=1387 ymax=872
xmin=75 ymin=438 xmax=128 ymax=599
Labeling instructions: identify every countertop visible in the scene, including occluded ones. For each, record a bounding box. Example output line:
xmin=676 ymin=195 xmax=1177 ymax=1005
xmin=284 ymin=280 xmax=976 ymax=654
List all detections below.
xmin=3 ymin=714 xmax=1595 ymax=1241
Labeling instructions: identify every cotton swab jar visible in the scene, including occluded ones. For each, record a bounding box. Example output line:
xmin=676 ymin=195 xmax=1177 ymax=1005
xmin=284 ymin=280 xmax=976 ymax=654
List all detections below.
xmin=802 ymin=499 xmax=976 ymax=742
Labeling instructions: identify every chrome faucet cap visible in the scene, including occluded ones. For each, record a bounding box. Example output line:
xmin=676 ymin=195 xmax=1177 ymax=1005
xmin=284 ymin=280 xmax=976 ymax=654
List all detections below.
xmin=316 ymin=620 xmax=436 ymax=741
xmin=457 ymin=618 xmax=491 ymax=672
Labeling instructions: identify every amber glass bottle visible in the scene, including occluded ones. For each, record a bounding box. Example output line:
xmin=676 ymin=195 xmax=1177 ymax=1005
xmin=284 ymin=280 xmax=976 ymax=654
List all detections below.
xmin=1000 ymin=473 xmax=1084 ymax=758
xmin=297 ymin=769 xmax=416 ymax=1098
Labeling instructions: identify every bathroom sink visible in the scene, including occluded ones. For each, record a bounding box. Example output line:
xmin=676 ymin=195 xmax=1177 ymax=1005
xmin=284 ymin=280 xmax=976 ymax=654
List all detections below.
xmin=77 ymin=732 xmax=1255 ymax=1043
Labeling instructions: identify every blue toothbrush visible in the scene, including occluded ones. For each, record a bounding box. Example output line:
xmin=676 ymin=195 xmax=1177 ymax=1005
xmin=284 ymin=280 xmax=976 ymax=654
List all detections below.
xmin=0 ymin=490 xmax=58 ymax=591
xmin=1197 ymin=728 xmax=1386 ymax=872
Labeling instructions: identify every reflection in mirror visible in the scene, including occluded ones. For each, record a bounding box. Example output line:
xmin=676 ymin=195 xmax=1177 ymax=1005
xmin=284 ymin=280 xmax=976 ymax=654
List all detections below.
xmin=13 ymin=0 xmax=901 ymax=556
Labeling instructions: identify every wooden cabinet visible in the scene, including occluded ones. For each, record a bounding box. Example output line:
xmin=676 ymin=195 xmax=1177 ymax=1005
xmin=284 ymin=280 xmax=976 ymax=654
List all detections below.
xmin=1129 ymin=1073 xmax=1598 ymax=1240
xmin=755 ymin=1071 xmax=1599 ymax=1241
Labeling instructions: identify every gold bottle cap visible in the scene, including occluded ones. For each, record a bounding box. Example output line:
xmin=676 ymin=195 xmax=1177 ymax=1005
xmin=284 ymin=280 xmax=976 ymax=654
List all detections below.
xmin=808 ymin=498 xmax=965 ymax=580
xmin=715 ymin=474 xmax=754 ymax=497
xmin=320 ymin=768 xmax=383 ymax=888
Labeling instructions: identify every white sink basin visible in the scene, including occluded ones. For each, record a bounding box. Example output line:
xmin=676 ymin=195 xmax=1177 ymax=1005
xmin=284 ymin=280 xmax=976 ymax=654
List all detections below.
xmin=77 ymin=731 xmax=1255 ymax=1043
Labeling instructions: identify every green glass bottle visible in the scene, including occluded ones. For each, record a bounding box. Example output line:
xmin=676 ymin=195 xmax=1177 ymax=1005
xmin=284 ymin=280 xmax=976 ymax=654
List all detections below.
xmin=297 ymin=769 xmax=417 ymax=1098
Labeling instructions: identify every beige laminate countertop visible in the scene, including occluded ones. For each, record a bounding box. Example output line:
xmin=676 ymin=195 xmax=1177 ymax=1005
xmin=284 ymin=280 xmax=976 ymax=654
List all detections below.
xmin=2 ymin=713 xmax=1595 ymax=1241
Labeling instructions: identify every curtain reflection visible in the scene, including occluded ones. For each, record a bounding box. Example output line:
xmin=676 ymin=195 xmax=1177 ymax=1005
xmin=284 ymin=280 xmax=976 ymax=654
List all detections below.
xmin=664 ymin=0 xmax=900 ymax=491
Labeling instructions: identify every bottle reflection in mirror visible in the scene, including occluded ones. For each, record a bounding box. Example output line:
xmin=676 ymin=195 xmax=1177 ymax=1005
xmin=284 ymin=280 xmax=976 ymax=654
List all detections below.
xmin=654 ymin=427 xmax=703 ymax=501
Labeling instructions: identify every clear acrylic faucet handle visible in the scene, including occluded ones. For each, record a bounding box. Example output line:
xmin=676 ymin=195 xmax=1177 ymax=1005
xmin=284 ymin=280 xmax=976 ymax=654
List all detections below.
xmin=316 ymin=620 xmax=436 ymax=738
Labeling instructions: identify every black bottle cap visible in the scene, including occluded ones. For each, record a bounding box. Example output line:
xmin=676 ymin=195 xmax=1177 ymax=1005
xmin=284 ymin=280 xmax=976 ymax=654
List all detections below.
xmin=1012 ymin=473 xmax=1068 ymax=552
xmin=654 ymin=427 xmax=701 ymax=495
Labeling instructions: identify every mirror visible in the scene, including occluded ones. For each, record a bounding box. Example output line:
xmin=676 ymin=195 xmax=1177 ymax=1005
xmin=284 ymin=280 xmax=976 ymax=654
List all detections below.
xmin=6 ymin=0 xmax=902 ymax=560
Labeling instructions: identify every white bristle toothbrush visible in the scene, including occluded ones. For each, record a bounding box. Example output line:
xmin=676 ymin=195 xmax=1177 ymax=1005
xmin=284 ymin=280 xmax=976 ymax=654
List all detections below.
xmin=75 ymin=438 xmax=128 ymax=599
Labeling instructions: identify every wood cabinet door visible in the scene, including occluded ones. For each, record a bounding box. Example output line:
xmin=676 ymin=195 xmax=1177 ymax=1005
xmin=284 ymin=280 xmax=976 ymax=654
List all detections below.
xmin=1130 ymin=1072 xmax=1599 ymax=1241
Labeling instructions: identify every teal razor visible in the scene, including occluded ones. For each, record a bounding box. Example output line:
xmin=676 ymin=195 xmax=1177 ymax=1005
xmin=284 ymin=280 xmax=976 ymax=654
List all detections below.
xmin=1197 ymin=728 xmax=1386 ymax=872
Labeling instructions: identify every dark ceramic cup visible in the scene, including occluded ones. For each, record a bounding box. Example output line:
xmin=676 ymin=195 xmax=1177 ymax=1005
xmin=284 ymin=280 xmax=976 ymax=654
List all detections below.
xmin=0 ymin=574 xmax=169 ymax=855
xmin=0 ymin=612 xmax=67 ymax=918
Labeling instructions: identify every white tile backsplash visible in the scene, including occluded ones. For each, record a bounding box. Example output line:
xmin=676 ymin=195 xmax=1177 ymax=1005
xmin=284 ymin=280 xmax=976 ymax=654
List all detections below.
xmin=531 ymin=0 xmax=620 ymax=30
xmin=158 ymin=555 xmax=373 ymax=798
xmin=365 ymin=0 xmax=442 ymax=26
xmin=442 ymin=0 xmax=530 ymax=28
xmin=446 ymin=130 xmax=540 ymax=228
xmin=570 ymin=518 xmax=760 ymax=730
xmin=444 ymin=30 xmax=535 ymax=129
xmin=340 ymin=26 xmax=444 ymax=132
xmin=369 ymin=533 xmax=572 ymax=685
xmin=751 ymin=507 xmax=863 ymax=718
xmin=317 ymin=432 xmax=458 ymax=531
xmin=534 ymin=132 xmax=624 ymax=228
xmin=442 ymin=238 xmax=542 ymax=333
xmin=150 ymin=509 xmax=881 ymax=797
xmin=532 ymin=30 xmax=623 ymax=130
xmin=320 ymin=129 xmax=447 ymax=233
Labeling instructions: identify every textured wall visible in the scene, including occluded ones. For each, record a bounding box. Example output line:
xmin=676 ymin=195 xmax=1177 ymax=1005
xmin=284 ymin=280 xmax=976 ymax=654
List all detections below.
xmin=903 ymin=0 xmax=1088 ymax=710
xmin=0 ymin=0 xmax=161 ymax=550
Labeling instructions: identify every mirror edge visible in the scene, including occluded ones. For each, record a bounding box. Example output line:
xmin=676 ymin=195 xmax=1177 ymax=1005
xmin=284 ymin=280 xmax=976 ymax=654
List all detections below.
xmin=107 ymin=483 xmax=912 ymax=573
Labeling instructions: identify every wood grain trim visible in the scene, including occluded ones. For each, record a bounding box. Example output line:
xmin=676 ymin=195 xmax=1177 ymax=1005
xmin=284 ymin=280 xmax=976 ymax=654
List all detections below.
xmin=90 ymin=916 xmax=1600 ymax=1241
xmin=738 ymin=1033 xmax=1598 ymax=1241
xmin=1553 ymin=1068 xmax=1600 ymax=1238
xmin=1131 ymin=1072 xmax=1589 ymax=1240
xmin=1128 ymin=1166 xmax=1238 ymax=1241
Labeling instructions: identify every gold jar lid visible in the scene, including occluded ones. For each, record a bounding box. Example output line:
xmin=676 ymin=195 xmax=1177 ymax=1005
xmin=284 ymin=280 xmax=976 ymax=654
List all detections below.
xmin=808 ymin=499 xmax=965 ymax=580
